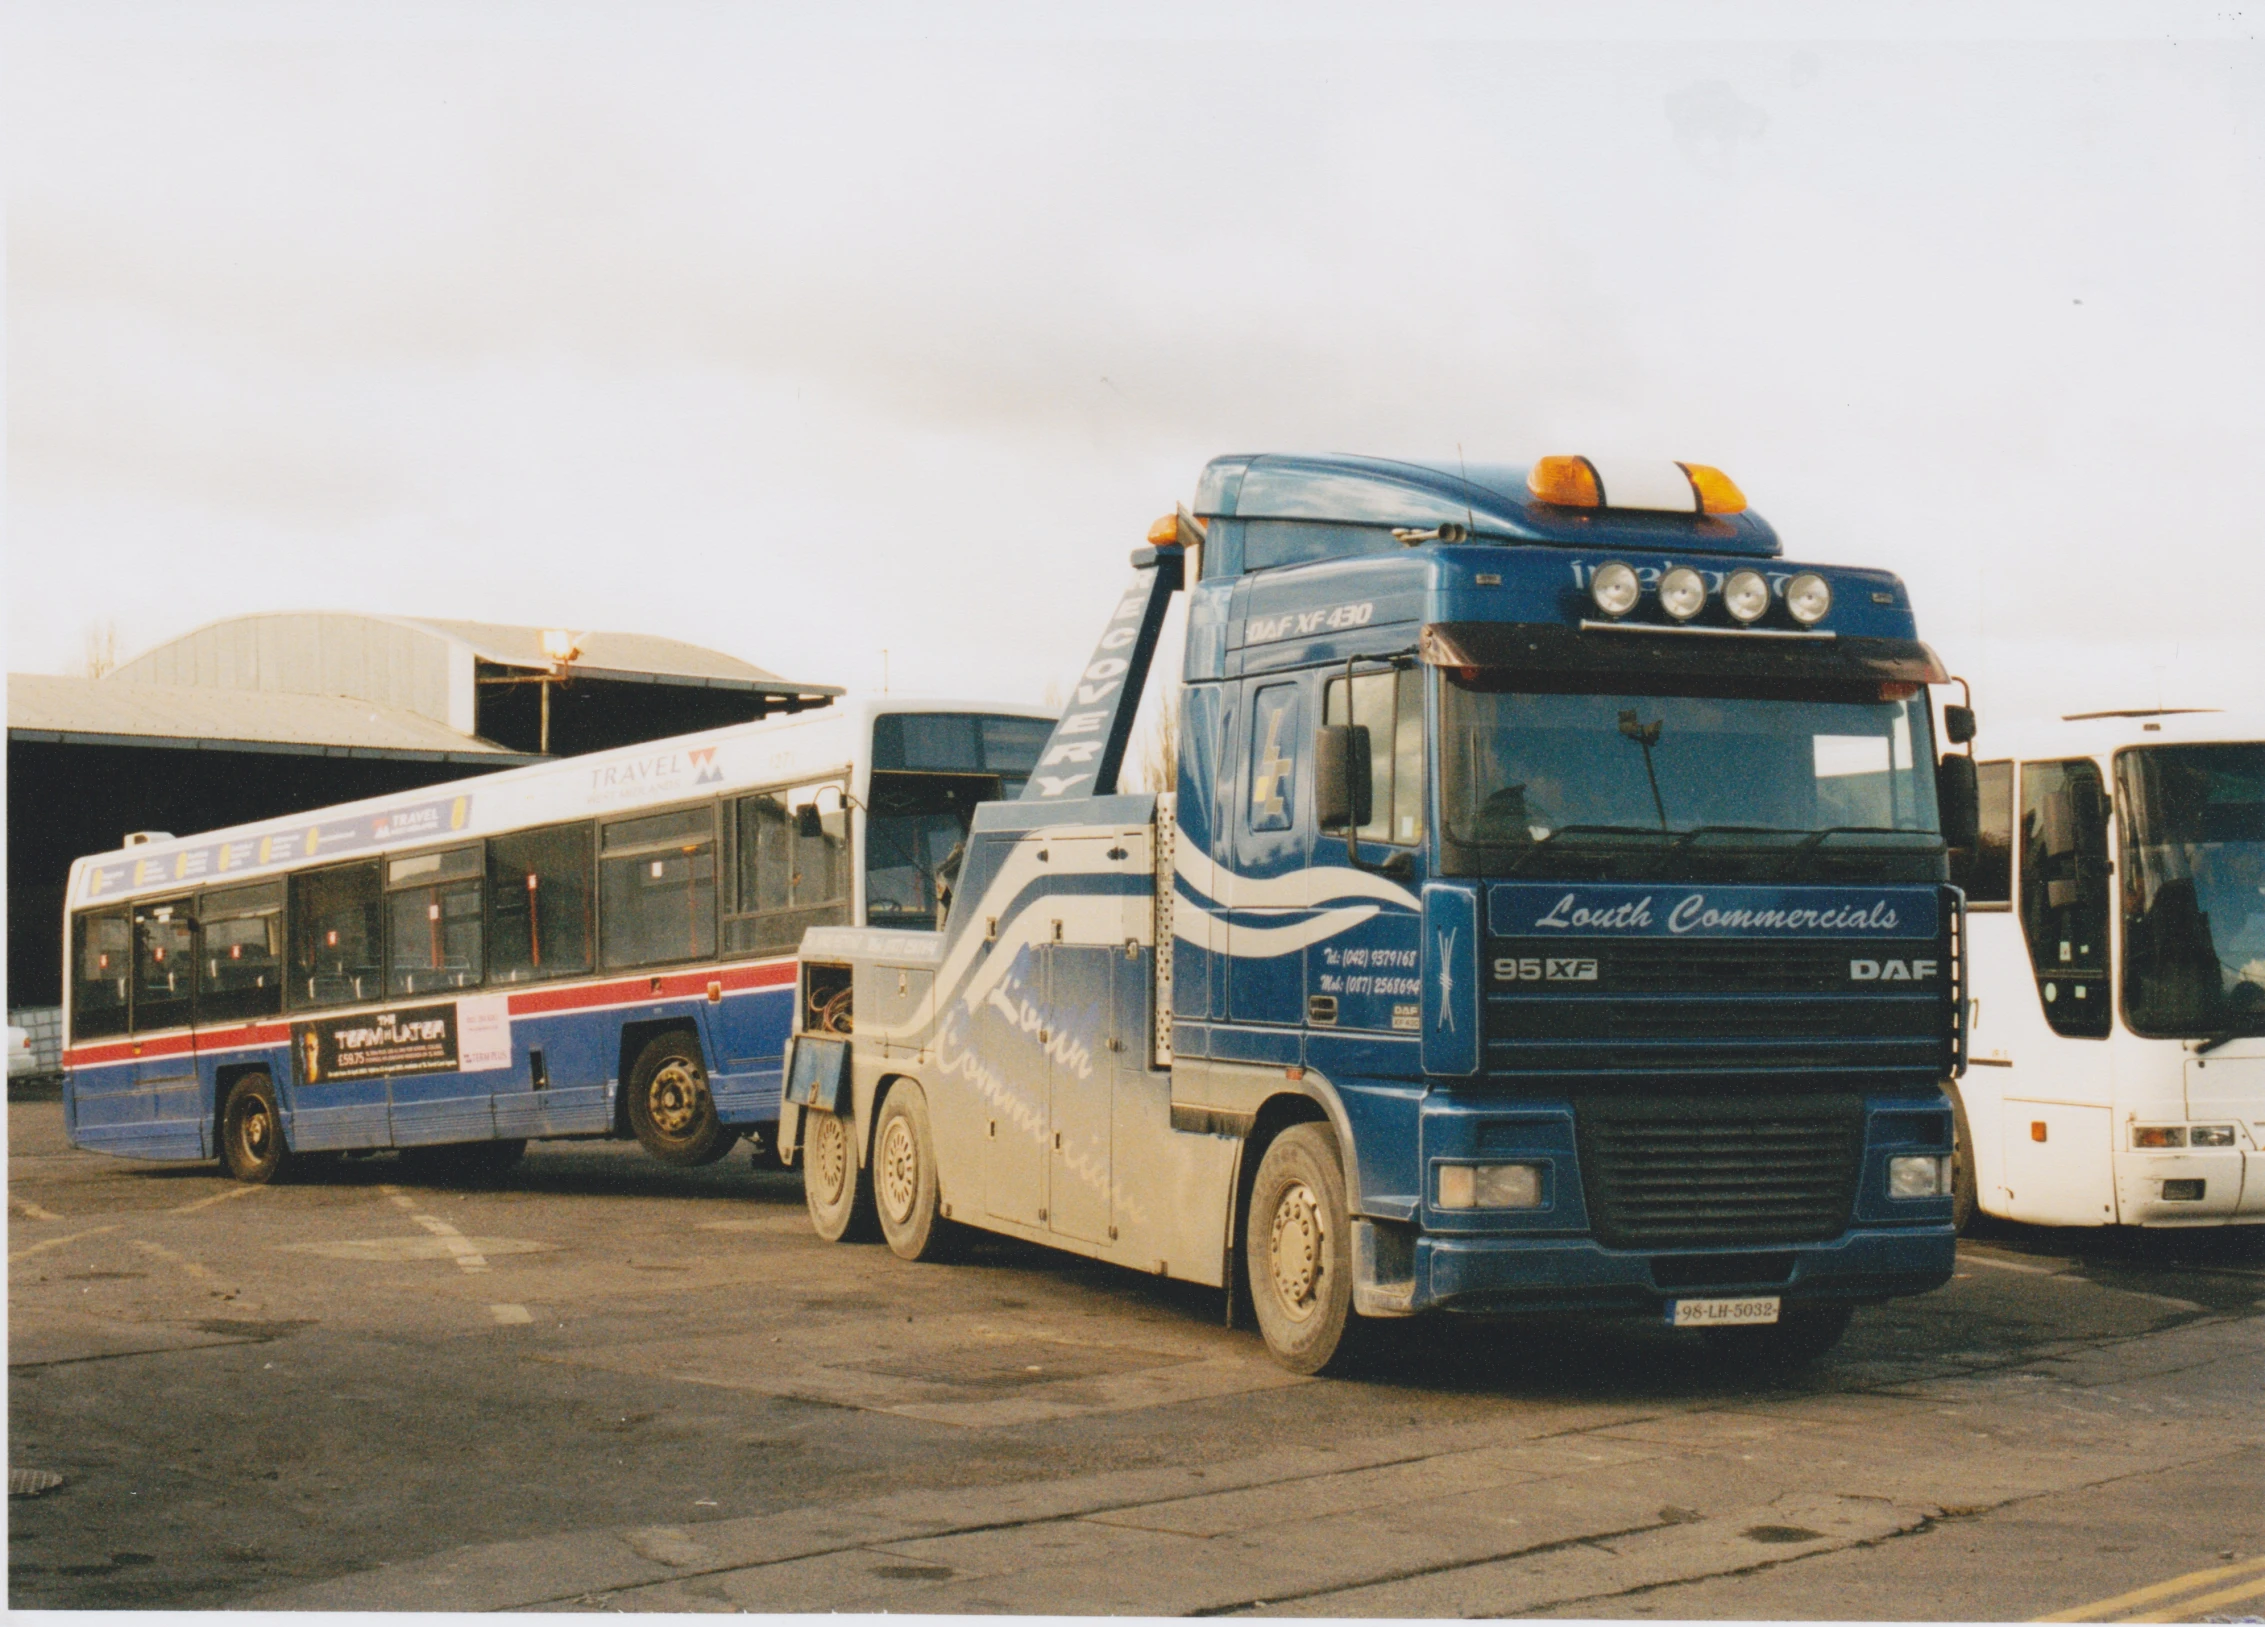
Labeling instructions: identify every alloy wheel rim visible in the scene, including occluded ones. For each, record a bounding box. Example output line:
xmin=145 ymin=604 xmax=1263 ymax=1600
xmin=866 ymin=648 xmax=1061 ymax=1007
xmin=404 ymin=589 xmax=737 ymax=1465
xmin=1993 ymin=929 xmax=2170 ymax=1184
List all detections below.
xmin=879 ymin=1117 xmax=918 ymax=1223
xmin=812 ymin=1114 xmax=848 ymax=1201
xmin=1268 ymin=1178 xmax=1325 ymax=1321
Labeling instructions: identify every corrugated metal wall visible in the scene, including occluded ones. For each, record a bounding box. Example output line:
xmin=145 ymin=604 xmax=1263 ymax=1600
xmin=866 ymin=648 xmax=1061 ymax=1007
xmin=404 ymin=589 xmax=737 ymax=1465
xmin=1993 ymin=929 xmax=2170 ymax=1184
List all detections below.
xmin=112 ymin=615 xmax=459 ymax=727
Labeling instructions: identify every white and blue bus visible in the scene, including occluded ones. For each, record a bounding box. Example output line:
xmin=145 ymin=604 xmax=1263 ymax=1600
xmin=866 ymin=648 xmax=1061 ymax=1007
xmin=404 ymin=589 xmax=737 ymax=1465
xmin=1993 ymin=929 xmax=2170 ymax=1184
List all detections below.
xmin=60 ymin=698 xmax=1053 ymax=1182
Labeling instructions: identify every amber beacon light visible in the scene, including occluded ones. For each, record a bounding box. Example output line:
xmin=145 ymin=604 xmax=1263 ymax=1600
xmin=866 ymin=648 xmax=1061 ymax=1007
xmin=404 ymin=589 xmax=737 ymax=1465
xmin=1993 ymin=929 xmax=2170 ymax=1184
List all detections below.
xmin=1528 ymin=455 xmax=1747 ymax=516
xmin=1678 ymin=462 xmax=1747 ymax=515
xmin=1527 ymin=455 xmax=1603 ymax=508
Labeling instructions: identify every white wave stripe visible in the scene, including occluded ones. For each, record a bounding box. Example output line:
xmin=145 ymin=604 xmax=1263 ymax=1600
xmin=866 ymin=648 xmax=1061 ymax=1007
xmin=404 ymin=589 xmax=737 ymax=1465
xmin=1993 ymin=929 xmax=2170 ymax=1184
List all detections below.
xmin=1174 ymin=900 xmax=1383 ymax=958
xmin=1173 ymin=839 xmax=1418 ymax=914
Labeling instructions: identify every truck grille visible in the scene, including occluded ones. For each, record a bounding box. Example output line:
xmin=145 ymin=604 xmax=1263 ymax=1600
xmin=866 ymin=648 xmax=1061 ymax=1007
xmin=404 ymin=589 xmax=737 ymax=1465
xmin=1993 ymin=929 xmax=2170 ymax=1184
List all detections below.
xmin=1574 ymin=1092 xmax=1863 ymax=1249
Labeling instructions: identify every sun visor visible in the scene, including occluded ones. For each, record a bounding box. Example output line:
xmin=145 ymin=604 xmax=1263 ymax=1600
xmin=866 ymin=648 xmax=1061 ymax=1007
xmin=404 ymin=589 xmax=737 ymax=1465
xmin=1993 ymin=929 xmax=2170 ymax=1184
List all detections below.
xmin=1420 ymin=622 xmax=1951 ymax=688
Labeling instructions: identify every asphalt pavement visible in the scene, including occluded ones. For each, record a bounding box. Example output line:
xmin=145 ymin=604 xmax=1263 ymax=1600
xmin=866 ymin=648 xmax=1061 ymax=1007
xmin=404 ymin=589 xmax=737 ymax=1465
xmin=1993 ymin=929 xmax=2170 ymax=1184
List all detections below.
xmin=8 ymin=1091 xmax=2262 ymax=1617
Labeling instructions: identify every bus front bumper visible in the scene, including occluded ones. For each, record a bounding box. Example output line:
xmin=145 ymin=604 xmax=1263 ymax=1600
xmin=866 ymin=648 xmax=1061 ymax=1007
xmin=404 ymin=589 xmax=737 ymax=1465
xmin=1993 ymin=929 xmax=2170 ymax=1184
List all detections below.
xmin=1379 ymin=1224 xmax=1956 ymax=1318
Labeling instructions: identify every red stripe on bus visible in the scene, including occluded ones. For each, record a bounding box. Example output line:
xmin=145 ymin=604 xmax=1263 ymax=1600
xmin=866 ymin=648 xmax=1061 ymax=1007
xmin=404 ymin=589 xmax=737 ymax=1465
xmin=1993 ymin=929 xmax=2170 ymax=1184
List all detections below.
xmin=61 ymin=960 xmax=793 ymax=1068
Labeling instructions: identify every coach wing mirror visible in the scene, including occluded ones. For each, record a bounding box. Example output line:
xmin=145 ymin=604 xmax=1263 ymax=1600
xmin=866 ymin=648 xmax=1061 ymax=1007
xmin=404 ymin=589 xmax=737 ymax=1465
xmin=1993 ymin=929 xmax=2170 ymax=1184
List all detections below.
xmin=1942 ymin=704 xmax=1976 ymax=746
xmin=794 ymin=804 xmax=824 ymax=840
xmin=1315 ymin=724 xmax=1373 ymax=833
xmin=1937 ymin=754 xmax=1979 ymax=854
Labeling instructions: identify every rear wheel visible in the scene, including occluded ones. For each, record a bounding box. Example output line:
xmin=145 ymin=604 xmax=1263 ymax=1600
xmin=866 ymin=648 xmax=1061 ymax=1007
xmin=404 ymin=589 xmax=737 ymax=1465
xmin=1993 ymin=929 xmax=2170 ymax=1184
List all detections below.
xmin=627 ymin=1034 xmax=739 ymax=1167
xmin=1245 ymin=1123 xmax=1362 ymax=1374
xmin=873 ymin=1083 xmax=955 ymax=1261
xmin=1700 ymin=1302 xmax=1854 ymax=1369
xmin=219 ymin=1073 xmax=290 ymax=1185
xmin=803 ymin=1106 xmax=876 ymax=1242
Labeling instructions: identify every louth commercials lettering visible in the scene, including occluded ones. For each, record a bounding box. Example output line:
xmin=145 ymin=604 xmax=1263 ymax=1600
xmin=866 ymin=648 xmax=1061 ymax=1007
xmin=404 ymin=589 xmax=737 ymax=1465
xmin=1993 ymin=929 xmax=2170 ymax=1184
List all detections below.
xmin=1489 ymin=883 xmax=1938 ymax=940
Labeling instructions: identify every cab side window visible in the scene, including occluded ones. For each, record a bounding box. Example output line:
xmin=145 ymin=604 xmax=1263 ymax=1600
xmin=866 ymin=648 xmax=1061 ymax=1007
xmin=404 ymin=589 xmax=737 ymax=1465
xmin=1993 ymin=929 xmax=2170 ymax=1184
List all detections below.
xmin=1967 ymin=759 xmax=2013 ymax=905
xmin=1247 ymin=684 xmax=1301 ymax=834
xmin=1323 ymin=666 xmax=1426 ymax=846
xmin=2018 ymin=758 xmax=2112 ymax=1038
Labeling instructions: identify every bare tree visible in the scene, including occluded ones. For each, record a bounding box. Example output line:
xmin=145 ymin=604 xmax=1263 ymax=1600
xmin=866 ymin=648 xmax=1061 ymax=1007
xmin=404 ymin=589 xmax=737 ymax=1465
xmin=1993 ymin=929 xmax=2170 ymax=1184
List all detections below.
xmin=83 ymin=620 xmax=119 ymax=679
xmin=1130 ymin=687 xmax=1179 ymax=794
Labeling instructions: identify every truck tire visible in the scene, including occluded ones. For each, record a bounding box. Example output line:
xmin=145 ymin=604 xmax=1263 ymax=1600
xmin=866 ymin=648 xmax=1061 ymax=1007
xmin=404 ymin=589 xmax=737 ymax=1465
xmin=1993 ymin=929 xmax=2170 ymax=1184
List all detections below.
xmin=1245 ymin=1123 xmax=1362 ymax=1375
xmin=219 ymin=1073 xmax=291 ymax=1185
xmin=1949 ymin=1083 xmax=1977 ymax=1234
xmin=626 ymin=1033 xmax=739 ymax=1167
xmin=873 ymin=1082 xmax=957 ymax=1262
xmin=803 ymin=1105 xmax=877 ymax=1242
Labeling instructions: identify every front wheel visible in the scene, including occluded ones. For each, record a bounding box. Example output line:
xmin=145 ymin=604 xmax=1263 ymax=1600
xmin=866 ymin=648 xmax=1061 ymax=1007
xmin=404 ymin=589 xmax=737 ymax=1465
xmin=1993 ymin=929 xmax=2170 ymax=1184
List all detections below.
xmin=219 ymin=1073 xmax=290 ymax=1185
xmin=1245 ymin=1123 xmax=1362 ymax=1375
xmin=803 ymin=1106 xmax=876 ymax=1242
xmin=873 ymin=1083 xmax=956 ymax=1261
xmin=626 ymin=1034 xmax=739 ymax=1167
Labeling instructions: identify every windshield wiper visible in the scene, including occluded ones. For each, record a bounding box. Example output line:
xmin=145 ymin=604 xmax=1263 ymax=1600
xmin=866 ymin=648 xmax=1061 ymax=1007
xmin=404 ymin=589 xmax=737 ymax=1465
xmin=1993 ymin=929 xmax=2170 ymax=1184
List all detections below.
xmin=1501 ymin=825 xmax=1676 ymax=874
xmin=2196 ymin=1022 xmax=2265 ymax=1057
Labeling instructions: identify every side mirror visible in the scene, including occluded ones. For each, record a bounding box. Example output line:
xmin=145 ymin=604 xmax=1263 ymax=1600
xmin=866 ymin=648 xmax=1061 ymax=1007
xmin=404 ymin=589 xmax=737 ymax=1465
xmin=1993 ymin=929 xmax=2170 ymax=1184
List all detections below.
xmin=1942 ymin=704 xmax=1976 ymax=746
xmin=1315 ymin=724 xmax=1373 ymax=832
xmin=1937 ymin=754 xmax=1979 ymax=853
xmin=793 ymin=804 xmax=824 ymax=840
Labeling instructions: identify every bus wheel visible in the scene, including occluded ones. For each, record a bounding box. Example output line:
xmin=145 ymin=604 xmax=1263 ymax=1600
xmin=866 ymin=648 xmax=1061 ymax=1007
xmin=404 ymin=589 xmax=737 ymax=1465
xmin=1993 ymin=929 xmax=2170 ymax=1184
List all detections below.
xmin=219 ymin=1073 xmax=291 ymax=1185
xmin=1700 ymin=1302 xmax=1854 ymax=1370
xmin=803 ymin=1107 xmax=876 ymax=1242
xmin=873 ymin=1083 xmax=955 ymax=1262
xmin=1245 ymin=1123 xmax=1361 ymax=1375
xmin=627 ymin=1035 xmax=739 ymax=1167
xmin=1949 ymin=1084 xmax=1977 ymax=1234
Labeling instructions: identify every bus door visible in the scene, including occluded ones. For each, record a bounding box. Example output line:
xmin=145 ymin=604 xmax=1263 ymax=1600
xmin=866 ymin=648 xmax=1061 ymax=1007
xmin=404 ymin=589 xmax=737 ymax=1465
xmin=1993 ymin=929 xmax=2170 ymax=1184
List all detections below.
xmin=67 ymin=906 xmax=140 ymax=1149
xmin=287 ymin=860 xmax=395 ymax=1150
xmin=379 ymin=847 xmax=498 ymax=1147
xmin=131 ymin=898 xmax=206 ymax=1159
xmin=1999 ymin=757 xmax=2118 ymax=1224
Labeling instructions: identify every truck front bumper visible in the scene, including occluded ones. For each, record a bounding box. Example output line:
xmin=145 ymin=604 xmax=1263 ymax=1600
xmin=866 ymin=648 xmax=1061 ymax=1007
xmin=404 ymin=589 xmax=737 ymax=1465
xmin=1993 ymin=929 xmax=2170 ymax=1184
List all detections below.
xmin=1400 ymin=1224 xmax=1956 ymax=1317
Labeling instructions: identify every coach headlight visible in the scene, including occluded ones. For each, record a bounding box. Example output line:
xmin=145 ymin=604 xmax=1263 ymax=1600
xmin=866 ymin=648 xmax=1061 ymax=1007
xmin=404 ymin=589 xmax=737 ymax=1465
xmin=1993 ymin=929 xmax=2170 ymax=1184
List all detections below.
xmin=1589 ymin=561 xmax=1640 ymax=618
xmin=1723 ymin=568 xmax=1770 ymax=625
xmin=1786 ymin=572 xmax=1832 ymax=626
xmin=1659 ymin=566 xmax=1707 ymax=623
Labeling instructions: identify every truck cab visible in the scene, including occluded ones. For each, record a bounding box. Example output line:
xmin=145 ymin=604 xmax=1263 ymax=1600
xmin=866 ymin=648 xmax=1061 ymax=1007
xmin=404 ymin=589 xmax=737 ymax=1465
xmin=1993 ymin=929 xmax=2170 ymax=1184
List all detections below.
xmin=786 ymin=452 xmax=1972 ymax=1373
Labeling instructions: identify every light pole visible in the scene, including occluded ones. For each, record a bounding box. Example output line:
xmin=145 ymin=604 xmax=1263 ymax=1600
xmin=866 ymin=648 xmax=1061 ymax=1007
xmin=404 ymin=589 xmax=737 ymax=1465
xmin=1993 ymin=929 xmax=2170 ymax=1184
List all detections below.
xmin=538 ymin=629 xmax=581 ymax=755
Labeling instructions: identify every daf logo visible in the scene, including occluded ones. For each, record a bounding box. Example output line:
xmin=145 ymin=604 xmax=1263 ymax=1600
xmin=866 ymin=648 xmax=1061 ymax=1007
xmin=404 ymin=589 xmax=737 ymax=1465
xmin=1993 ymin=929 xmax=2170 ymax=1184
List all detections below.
xmin=1851 ymin=958 xmax=1938 ymax=982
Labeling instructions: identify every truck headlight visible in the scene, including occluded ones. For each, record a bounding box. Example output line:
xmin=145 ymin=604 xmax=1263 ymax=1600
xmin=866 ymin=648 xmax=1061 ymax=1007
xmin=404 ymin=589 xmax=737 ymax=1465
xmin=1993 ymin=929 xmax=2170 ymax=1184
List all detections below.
xmin=1723 ymin=568 xmax=1770 ymax=624
xmin=2189 ymin=1125 xmax=2236 ymax=1148
xmin=1785 ymin=572 xmax=1832 ymax=625
xmin=1887 ymin=1154 xmax=1951 ymax=1198
xmin=1589 ymin=561 xmax=1640 ymax=618
xmin=1437 ymin=1162 xmax=1545 ymax=1210
xmin=2131 ymin=1125 xmax=2186 ymax=1148
xmin=1659 ymin=566 xmax=1707 ymax=622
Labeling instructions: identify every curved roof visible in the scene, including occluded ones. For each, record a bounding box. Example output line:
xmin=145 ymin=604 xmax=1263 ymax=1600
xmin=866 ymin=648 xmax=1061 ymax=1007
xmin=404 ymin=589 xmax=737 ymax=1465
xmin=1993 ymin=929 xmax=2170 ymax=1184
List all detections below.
xmin=7 ymin=674 xmax=535 ymax=763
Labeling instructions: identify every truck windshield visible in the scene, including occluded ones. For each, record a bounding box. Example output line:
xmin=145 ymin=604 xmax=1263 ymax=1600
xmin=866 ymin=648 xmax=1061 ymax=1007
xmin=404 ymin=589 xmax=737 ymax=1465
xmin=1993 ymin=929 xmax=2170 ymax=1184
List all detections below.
xmin=1440 ymin=679 xmax=1942 ymax=880
xmin=2116 ymin=742 xmax=2265 ymax=1039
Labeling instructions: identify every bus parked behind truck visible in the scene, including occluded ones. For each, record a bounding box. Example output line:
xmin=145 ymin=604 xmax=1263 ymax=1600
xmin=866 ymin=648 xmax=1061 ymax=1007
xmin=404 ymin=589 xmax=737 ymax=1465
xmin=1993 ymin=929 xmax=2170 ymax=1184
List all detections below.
xmin=62 ymin=697 xmax=1052 ymax=1182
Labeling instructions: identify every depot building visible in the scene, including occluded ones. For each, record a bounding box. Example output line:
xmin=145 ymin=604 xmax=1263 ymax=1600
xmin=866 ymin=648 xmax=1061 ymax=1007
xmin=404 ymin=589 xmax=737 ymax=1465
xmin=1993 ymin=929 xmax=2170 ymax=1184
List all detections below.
xmin=7 ymin=613 xmax=837 ymax=1059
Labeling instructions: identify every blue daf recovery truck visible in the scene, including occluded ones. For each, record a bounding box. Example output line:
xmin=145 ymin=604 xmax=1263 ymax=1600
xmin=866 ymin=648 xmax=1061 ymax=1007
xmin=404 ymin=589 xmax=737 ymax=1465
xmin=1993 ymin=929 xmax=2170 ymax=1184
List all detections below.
xmin=780 ymin=452 xmax=1980 ymax=1373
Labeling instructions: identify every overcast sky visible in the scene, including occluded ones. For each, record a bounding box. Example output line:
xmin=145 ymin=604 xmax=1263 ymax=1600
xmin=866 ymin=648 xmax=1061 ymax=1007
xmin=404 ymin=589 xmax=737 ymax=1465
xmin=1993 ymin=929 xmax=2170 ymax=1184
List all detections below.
xmin=8 ymin=3 xmax=2261 ymax=737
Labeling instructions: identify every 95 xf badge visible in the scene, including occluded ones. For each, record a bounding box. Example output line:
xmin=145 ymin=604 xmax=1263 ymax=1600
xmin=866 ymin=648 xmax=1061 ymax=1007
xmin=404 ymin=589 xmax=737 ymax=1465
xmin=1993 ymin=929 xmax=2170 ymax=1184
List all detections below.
xmin=1494 ymin=956 xmax=1599 ymax=983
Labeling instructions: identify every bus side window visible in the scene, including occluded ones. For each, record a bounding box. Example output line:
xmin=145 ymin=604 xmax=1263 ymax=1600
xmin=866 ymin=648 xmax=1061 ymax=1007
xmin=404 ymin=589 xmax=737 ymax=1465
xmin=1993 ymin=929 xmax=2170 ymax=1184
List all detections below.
xmin=386 ymin=846 xmax=485 ymax=997
xmin=290 ymin=861 xmax=384 ymax=1009
xmin=489 ymin=822 xmax=595 ymax=983
xmin=724 ymin=792 xmax=848 ymax=956
xmin=2018 ymin=758 xmax=2112 ymax=1038
xmin=72 ymin=908 xmax=133 ymax=1040
xmin=133 ymin=900 xmax=197 ymax=1033
xmin=1323 ymin=666 xmax=1425 ymax=846
xmin=1968 ymin=760 xmax=2014 ymax=905
xmin=198 ymin=881 xmax=283 ymax=1024
xmin=599 ymin=806 xmax=718 ymax=968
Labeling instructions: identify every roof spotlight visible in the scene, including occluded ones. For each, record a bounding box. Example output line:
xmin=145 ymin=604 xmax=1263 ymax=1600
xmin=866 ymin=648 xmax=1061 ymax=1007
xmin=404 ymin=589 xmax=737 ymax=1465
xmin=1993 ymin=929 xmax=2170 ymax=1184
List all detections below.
xmin=1659 ymin=566 xmax=1707 ymax=623
xmin=1723 ymin=568 xmax=1770 ymax=625
xmin=1785 ymin=572 xmax=1833 ymax=626
xmin=1589 ymin=561 xmax=1640 ymax=618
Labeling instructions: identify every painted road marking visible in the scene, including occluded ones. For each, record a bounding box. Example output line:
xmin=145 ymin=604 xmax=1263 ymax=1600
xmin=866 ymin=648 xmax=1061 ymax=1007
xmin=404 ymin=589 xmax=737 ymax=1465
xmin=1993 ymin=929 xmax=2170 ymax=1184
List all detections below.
xmin=11 ymin=1197 xmax=61 ymax=1221
xmin=133 ymin=1239 xmax=215 ymax=1280
xmin=412 ymin=1214 xmax=490 ymax=1272
xmin=1963 ymin=1250 xmax=2067 ymax=1276
xmin=490 ymin=1304 xmax=533 ymax=1325
xmin=10 ymin=1226 xmax=119 ymax=1263
xmin=172 ymin=1184 xmax=266 ymax=1214
xmin=2039 ymin=1552 xmax=2265 ymax=1621
xmin=1961 ymin=1250 xmax=2204 ymax=1312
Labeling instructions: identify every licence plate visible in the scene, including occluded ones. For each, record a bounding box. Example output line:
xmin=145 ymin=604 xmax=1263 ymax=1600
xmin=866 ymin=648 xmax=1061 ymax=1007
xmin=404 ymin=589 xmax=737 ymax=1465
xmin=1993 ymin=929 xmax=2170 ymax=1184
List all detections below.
xmin=1668 ymin=1296 xmax=1781 ymax=1328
